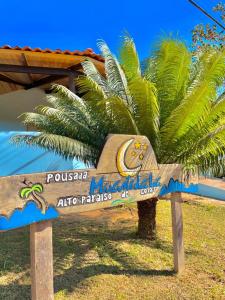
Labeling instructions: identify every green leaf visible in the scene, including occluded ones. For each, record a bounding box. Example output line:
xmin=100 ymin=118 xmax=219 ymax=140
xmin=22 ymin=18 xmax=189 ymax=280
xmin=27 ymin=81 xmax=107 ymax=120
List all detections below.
xmin=32 ymin=184 xmax=43 ymax=193
xmin=161 ymin=48 xmax=225 ymax=145
xmin=128 ymin=77 xmax=159 ymax=147
xmin=120 ymin=35 xmax=141 ymax=80
xmin=111 ymin=199 xmax=126 ymax=206
xmin=20 ymin=187 xmax=32 ymax=199
xmin=146 ymin=39 xmax=191 ymax=125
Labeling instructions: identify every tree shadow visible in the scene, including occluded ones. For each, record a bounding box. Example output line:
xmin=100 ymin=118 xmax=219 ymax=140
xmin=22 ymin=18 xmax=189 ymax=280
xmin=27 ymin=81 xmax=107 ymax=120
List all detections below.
xmin=52 ymin=219 xmax=176 ymax=295
xmin=0 ymin=216 xmax=200 ymax=298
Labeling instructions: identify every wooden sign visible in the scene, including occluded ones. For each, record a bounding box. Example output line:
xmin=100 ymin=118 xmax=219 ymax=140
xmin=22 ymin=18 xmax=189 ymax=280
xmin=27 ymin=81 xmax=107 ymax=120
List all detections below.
xmin=2 ymin=134 xmax=225 ymax=300
xmin=0 ymin=134 xmax=199 ymax=231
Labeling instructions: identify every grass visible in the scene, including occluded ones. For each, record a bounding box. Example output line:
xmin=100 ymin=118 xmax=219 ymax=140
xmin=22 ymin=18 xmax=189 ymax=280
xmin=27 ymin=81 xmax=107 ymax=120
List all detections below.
xmin=0 ymin=198 xmax=225 ymax=299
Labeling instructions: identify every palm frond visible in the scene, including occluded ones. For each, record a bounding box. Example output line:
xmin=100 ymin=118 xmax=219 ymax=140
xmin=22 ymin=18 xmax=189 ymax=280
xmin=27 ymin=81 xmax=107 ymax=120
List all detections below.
xmin=101 ymin=96 xmax=139 ymax=134
xmin=161 ymin=47 xmax=225 ymax=145
xmin=120 ymin=36 xmax=141 ymax=80
xmin=146 ymin=39 xmax=191 ymax=125
xmin=51 ymin=84 xmax=86 ymax=107
xmin=13 ymin=133 xmax=99 ymax=166
xmin=36 ymin=105 xmax=103 ymax=147
xmin=97 ymin=40 xmax=133 ymax=109
xmin=19 ymin=112 xmax=67 ymax=135
xmin=47 ymin=85 xmax=91 ymax=124
xmin=75 ymin=75 xmax=113 ymax=132
xmin=128 ymin=77 xmax=159 ymax=147
xmin=81 ymin=60 xmax=109 ymax=95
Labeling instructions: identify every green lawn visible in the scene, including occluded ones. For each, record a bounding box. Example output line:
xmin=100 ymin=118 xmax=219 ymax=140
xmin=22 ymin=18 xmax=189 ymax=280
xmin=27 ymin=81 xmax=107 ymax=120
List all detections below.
xmin=0 ymin=199 xmax=225 ymax=299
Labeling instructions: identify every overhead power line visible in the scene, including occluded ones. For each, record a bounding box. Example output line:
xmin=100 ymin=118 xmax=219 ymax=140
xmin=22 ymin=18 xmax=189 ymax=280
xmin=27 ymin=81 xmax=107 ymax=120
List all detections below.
xmin=188 ymin=0 xmax=225 ymax=31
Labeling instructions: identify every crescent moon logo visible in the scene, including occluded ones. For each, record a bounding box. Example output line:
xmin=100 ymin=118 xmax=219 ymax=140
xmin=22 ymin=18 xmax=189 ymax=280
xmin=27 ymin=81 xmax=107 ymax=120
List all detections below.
xmin=116 ymin=139 xmax=142 ymax=177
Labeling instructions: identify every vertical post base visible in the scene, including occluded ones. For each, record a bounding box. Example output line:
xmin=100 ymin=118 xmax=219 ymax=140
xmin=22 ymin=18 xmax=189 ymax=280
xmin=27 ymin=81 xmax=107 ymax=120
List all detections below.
xmin=171 ymin=192 xmax=184 ymax=274
xmin=30 ymin=220 xmax=54 ymax=300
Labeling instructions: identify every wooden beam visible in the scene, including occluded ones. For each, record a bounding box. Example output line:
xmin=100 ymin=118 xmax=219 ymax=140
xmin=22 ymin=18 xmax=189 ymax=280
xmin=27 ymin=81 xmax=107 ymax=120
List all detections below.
xmin=0 ymin=64 xmax=78 ymax=76
xmin=25 ymin=74 xmax=67 ymax=90
xmin=171 ymin=192 xmax=185 ymax=274
xmin=0 ymin=73 xmax=26 ymax=87
xmin=30 ymin=220 xmax=54 ymax=300
xmin=25 ymin=70 xmax=82 ymax=90
xmin=21 ymin=53 xmax=34 ymax=83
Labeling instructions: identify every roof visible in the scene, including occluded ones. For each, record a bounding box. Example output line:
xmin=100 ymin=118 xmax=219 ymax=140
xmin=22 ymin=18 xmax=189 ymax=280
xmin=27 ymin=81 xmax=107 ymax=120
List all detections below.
xmin=0 ymin=45 xmax=104 ymax=62
xmin=0 ymin=45 xmax=104 ymax=95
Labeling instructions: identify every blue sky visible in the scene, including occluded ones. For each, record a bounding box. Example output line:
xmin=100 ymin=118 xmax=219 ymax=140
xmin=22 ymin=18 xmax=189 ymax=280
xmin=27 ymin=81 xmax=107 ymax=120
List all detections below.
xmin=0 ymin=0 xmax=219 ymax=59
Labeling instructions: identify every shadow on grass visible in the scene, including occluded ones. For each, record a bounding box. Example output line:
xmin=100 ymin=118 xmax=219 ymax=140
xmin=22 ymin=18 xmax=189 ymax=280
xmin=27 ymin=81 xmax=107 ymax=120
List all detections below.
xmin=0 ymin=267 xmax=174 ymax=300
xmin=0 ymin=217 xmax=199 ymax=298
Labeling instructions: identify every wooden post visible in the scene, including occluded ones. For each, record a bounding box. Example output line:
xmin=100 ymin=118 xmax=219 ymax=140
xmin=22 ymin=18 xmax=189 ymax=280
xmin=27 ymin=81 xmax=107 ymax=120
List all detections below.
xmin=171 ymin=192 xmax=184 ymax=274
xmin=30 ymin=220 xmax=54 ymax=300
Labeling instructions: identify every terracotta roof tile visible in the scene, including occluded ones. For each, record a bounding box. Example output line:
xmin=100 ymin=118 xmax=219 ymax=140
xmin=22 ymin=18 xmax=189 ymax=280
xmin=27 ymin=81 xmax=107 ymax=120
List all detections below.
xmin=0 ymin=45 xmax=104 ymax=62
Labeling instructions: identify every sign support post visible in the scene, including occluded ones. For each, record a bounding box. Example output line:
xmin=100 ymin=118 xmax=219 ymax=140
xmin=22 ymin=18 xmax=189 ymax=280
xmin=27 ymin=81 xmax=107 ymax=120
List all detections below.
xmin=171 ymin=192 xmax=184 ymax=274
xmin=30 ymin=220 xmax=54 ymax=300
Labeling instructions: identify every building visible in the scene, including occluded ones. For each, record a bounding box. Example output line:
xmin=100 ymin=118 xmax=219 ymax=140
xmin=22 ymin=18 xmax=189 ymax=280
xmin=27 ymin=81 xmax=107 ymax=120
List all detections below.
xmin=0 ymin=45 xmax=104 ymax=130
xmin=0 ymin=45 xmax=104 ymax=175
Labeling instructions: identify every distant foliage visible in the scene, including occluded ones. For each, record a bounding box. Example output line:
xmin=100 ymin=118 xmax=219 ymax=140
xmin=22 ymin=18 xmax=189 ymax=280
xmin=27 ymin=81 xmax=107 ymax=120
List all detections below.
xmin=192 ymin=2 xmax=225 ymax=50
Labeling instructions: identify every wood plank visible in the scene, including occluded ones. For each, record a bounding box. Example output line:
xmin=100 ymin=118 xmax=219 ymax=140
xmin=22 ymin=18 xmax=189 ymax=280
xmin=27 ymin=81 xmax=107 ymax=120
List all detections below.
xmin=0 ymin=135 xmax=182 ymax=222
xmin=26 ymin=72 xmax=82 ymax=90
xmin=0 ymin=64 xmax=79 ymax=76
xmin=25 ymin=74 xmax=67 ymax=89
xmin=20 ymin=53 xmax=34 ymax=83
xmin=171 ymin=192 xmax=185 ymax=273
xmin=0 ymin=73 xmax=26 ymax=86
xmin=30 ymin=220 xmax=54 ymax=300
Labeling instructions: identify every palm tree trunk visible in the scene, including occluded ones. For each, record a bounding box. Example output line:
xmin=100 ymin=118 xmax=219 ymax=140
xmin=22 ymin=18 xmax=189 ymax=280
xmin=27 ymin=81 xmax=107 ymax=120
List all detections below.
xmin=137 ymin=198 xmax=158 ymax=239
xmin=32 ymin=192 xmax=48 ymax=214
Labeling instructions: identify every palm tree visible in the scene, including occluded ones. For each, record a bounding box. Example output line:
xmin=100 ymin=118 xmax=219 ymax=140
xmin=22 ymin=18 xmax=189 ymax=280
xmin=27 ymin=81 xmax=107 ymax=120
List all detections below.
xmin=20 ymin=183 xmax=47 ymax=214
xmin=14 ymin=37 xmax=225 ymax=239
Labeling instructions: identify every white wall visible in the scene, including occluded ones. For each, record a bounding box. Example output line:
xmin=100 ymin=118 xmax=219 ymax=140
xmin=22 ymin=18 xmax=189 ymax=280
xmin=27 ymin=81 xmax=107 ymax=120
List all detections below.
xmin=0 ymin=88 xmax=46 ymax=131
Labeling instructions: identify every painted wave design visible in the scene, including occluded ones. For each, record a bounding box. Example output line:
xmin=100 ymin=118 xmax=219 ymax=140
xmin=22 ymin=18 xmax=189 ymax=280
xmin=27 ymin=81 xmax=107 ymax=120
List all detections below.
xmin=0 ymin=201 xmax=59 ymax=231
xmin=159 ymin=178 xmax=198 ymax=196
